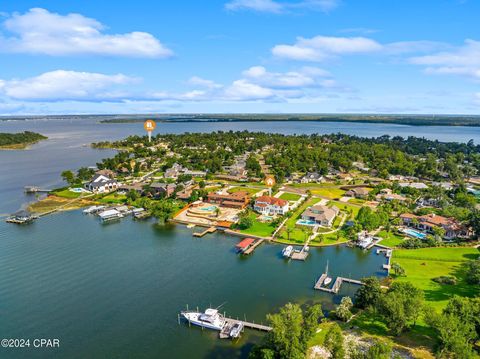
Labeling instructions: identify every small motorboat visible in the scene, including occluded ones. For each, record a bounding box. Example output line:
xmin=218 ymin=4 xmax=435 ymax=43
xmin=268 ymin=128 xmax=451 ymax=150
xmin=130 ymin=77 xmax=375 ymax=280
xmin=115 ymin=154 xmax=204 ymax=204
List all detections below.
xmin=229 ymin=322 xmax=244 ymax=338
xmin=282 ymin=245 xmax=293 ymax=258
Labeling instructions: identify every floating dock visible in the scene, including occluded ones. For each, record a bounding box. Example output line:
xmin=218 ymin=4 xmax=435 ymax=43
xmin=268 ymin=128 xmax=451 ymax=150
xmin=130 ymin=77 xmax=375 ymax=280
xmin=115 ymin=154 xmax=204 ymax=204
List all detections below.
xmin=314 ymin=274 xmax=363 ymax=294
xmin=290 ymin=244 xmax=309 ymax=261
xmin=193 ymin=226 xmax=217 ymax=237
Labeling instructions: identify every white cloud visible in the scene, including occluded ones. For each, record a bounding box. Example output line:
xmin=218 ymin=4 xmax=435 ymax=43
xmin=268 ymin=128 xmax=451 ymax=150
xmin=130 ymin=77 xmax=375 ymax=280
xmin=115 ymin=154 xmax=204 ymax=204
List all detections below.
xmin=224 ymin=79 xmax=275 ymax=100
xmin=409 ymin=40 xmax=480 ymax=80
xmin=0 ymin=8 xmax=173 ymax=57
xmin=225 ymin=0 xmax=339 ymax=13
xmin=187 ymin=76 xmax=223 ymax=89
xmin=0 ymin=70 xmax=137 ymax=101
xmin=272 ymin=35 xmax=382 ymax=61
xmin=242 ymin=65 xmax=329 ymax=88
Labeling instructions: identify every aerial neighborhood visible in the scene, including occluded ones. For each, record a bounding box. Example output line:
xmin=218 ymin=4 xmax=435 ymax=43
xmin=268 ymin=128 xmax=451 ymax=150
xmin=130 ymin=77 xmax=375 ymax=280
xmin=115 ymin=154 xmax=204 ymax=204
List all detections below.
xmin=16 ymin=130 xmax=480 ymax=358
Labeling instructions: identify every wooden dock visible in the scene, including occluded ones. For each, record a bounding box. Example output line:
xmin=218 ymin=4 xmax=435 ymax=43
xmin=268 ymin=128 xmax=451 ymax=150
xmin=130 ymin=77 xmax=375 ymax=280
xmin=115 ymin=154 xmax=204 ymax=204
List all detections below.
xmin=242 ymin=239 xmax=264 ymax=255
xmin=291 ymin=249 xmax=309 ymax=260
xmin=219 ymin=317 xmax=272 ymax=338
xmin=193 ymin=226 xmax=216 ymax=237
xmin=314 ymin=274 xmax=363 ymax=294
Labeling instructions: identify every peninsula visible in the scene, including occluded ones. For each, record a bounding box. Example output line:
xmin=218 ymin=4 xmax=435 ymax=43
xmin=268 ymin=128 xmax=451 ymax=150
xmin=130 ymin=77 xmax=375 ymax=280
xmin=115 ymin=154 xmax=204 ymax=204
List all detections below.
xmin=0 ymin=131 xmax=47 ymax=149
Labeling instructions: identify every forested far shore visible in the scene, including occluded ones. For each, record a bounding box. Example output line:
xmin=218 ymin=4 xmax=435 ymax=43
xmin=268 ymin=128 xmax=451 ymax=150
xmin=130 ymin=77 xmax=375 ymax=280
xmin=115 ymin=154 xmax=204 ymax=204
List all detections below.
xmin=99 ymin=113 xmax=480 ymax=126
xmin=0 ymin=131 xmax=47 ymax=149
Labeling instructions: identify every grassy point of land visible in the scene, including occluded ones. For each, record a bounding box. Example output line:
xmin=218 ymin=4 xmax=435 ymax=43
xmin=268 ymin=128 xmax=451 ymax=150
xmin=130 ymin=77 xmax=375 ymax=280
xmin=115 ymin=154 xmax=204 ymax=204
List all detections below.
xmin=392 ymin=247 xmax=480 ymax=310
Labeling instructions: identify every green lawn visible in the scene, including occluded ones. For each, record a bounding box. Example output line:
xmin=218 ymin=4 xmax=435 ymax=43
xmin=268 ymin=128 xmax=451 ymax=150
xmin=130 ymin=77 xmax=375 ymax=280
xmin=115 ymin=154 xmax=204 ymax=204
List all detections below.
xmin=310 ymin=187 xmax=346 ymax=199
xmin=227 ymin=186 xmax=260 ymax=195
xmin=239 ymin=213 xmax=276 ymax=237
xmin=329 ymin=201 xmax=361 ymax=218
xmin=97 ymin=193 xmax=127 ymax=204
xmin=279 ymin=192 xmax=301 ymax=201
xmin=51 ymin=188 xmax=83 ymax=199
xmin=392 ymin=247 xmax=480 ymax=310
xmin=377 ymin=230 xmax=406 ymax=247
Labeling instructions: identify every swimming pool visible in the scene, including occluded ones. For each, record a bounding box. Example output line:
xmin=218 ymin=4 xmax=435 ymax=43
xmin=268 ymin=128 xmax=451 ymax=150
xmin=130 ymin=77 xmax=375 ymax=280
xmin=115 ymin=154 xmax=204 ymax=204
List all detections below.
xmin=403 ymin=228 xmax=426 ymax=239
xmin=296 ymin=219 xmax=316 ymax=226
xmin=199 ymin=205 xmax=217 ymax=211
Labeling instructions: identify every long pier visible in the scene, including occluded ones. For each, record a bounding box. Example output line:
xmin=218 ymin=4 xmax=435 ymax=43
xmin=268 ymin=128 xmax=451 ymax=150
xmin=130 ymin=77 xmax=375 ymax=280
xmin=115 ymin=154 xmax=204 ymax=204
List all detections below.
xmin=314 ymin=274 xmax=363 ymax=294
xmin=224 ymin=317 xmax=272 ymax=332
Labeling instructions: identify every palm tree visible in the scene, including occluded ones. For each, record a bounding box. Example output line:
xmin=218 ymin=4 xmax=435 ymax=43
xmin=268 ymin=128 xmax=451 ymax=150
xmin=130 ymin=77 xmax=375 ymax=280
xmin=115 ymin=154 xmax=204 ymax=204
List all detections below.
xmin=285 ymin=226 xmax=294 ymax=241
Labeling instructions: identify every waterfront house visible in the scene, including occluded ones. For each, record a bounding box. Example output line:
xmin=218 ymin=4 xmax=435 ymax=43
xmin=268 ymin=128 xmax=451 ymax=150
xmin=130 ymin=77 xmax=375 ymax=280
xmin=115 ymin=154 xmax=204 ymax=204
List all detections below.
xmin=399 ymin=213 xmax=468 ymax=239
xmin=207 ymin=191 xmax=250 ymax=209
xmin=345 ymin=187 xmax=370 ymax=199
xmin=85 ymin=174 xmax=119 ymax=193
xmin=150 ymin=182 xmax=177 ymax=198
xmin=300 ymin=172 xmax=324 ymax=183
xmin=253 ymin=196 xmax=289 ymax=216
xmin=301 ymin=205 xmax=339 ymax=227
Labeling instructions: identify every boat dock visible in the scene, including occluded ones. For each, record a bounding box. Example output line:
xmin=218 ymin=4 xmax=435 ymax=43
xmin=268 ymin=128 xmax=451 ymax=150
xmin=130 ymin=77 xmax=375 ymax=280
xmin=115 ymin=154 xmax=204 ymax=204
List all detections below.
xmin=314 ymin=274 xmax=363 ymax=294
xmin=193 ymin=226 xmax=217 ymax=237
xmin=242 ymin=239 xmax=264 ymax=255
xmin=219 ymin=317 xmax=272 ymax=338
xmin=290 ymin=244 xmax=309 ymax=260
xmin=24 ymin=186 xmax=51 ymax=193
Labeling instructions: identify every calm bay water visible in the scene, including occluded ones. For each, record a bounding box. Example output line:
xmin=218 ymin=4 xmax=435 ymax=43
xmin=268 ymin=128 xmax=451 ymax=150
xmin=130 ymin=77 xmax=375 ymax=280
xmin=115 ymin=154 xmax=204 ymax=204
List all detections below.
xmin=0 ymin=117 xmax=476 ymax=358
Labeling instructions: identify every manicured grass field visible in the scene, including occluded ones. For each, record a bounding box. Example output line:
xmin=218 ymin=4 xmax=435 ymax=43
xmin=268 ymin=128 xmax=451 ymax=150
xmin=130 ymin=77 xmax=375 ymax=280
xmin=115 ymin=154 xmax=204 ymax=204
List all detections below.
xmin=279 ymin=192 xmax=301 ymax=201
xmin=329 ymin=201 xmax=361 ymax=218
xmin=392 ymin=247 xmax=480 ymax=310
xmin=97 ymin=193 xmax=127 ymax=204
xmin=377 ymin=230 xmax=405 ymax=247
xmin=51 ymin=188 xmax=83 ymax=199
xmin=227 ymin=186 xmax=261 ymax=195
xmin=239 ymin=213 xmax=276 ymax=237
xmin=310 ymin=187 xmax=346 ymax=199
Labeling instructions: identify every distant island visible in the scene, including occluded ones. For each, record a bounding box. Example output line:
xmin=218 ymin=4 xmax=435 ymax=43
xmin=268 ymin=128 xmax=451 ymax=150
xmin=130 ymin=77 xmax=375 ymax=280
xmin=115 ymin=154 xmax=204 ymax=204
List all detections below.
xmin=0 ymin=131 xmax=47 ymax=149
xmin=99 ymin=113 xmax=480 ymax=127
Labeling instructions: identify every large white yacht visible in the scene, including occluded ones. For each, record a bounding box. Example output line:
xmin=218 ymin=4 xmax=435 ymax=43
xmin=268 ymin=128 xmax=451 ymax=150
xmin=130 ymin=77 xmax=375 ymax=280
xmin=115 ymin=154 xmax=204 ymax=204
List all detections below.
xmin=181 ymin=308 xmax=226 ymax=331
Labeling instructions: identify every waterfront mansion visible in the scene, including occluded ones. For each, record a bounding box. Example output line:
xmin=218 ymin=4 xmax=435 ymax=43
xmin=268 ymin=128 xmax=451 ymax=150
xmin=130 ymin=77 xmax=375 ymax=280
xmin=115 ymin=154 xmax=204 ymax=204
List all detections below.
xmin=85 ymin=173 xmax=120 ymax=193
xmin=254 ymin=196 xmax=289 ymax=216
xmin=301 ymin=205 xmax=339 ymax=227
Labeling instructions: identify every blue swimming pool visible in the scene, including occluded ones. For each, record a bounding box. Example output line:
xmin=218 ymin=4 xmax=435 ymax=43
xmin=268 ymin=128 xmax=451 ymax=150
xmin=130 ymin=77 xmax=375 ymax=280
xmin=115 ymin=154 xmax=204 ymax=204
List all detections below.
xmin=296 ymin=219 xmax=316 ymax=226
xmin=403 ymin=228 xmax=426 ymax=239
xmin=200 ymin=205 xmax=217 ymax=211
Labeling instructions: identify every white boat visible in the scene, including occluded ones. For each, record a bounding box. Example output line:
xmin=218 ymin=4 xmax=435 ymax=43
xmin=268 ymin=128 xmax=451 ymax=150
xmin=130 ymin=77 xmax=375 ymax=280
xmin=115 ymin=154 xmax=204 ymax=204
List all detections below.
xmin=324 ymin=260 xmax=332 ymax=286
xmin=83 ymin=205 xmax=105 ymax=214
xmin=282 ymin=245 xmax=293 ymax=258
xmin=229 ymin=322 xmax=244 ymax=338
xmin=181 ymin=308 xmax=226 ymax=331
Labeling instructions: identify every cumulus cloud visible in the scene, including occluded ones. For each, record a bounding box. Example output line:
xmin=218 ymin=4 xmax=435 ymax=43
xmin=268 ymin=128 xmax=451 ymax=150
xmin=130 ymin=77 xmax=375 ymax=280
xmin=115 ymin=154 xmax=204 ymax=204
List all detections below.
xmin=409 ymin=39 xmax=480 ymax=80
xmin=272 ymin=35 xmax=382 ymax=61
xmin=0 ymin=8 xmax=173 ymax=57
xmin=0 ymin=70 xmax=137 ymax=101
xmin=225 ymin=0 xmax=339 ymax=13
xmin=187 ymin=76 xmax=223 ymax=89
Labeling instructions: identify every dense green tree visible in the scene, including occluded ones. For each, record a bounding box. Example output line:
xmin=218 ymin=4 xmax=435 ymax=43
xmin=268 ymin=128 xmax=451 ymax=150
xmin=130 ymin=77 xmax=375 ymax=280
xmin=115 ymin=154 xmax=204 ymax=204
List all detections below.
xmin=324 ymin=323 xmax=345 ymax=359
xmin=354 ymin=276 xmax=382 ymax=309
xmin=336 ymin=296 xmax=353 ymax=322
xmin=61 ymin=170 xmax=76 ymax=186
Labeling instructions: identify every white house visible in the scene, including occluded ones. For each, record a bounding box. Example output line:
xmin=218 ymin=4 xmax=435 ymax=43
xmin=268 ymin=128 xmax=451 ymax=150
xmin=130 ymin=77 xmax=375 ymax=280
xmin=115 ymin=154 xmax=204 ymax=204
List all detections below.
xmin=254 ymin=196 xmax=289 ymax=216
xmin=85 ymin=174 xmax=119 ymax=193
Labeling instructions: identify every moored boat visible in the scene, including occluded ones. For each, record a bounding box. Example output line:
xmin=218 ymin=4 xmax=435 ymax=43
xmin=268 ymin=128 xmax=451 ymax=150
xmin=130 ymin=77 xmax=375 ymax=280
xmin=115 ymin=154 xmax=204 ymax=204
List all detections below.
xmin=181 ymin=308 xmax=226 ymax=331
xmin=229 ymin=322 xmax=244 ymax=338
xmin=324 ymin=260 xmax=332 ymax=286
xmin=282 ymin=245 xmax=293 ymax=258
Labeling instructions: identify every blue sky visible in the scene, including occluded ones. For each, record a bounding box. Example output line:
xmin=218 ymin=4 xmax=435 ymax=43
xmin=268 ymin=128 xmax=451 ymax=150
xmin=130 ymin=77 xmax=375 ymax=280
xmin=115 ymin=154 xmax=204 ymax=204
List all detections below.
xmin=0 ymin=0 xmax=479 ymax=115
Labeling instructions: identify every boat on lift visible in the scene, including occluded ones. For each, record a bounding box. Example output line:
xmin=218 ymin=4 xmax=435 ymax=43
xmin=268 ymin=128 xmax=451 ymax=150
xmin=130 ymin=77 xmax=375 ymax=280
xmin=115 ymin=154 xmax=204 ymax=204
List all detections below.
xmin=282 ymin=245 xmax=293 ymax=258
